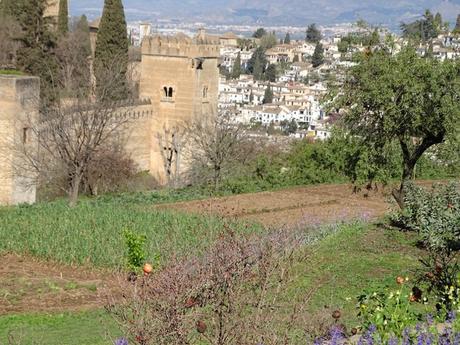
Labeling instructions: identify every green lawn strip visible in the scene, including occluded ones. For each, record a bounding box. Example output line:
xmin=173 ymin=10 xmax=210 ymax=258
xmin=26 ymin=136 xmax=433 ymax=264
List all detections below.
xmin=0 ymin=310 xmax=120 ymax=345
xmin=0 ymin=200 xmax=261 ymax=268
xmin=286 ymin=223 xmax=423 ymax=329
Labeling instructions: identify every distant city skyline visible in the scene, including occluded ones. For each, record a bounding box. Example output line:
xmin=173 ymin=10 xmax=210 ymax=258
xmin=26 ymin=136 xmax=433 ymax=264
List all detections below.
xmin=71 ymin=0 xmax=460 ymax=29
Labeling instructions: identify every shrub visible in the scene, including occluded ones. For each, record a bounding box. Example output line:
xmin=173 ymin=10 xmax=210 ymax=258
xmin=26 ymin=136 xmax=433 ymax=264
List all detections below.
xmin=391 ymin=182 xmax=460 ymax=251
xmin=356 ymin=277 xmax=423 ymax=339
xmin=123 ymin=229 xmax=147 ymax=271
xmin=419 ymin=250 xmax=460 ymax=314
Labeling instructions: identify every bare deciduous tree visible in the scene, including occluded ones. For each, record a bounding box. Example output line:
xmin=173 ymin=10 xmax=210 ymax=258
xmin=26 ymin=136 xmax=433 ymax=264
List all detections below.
xmin=15 ymin=55 xmax=140 ymax=206
xmin=185 ymin=112 xmax=246 ymax=190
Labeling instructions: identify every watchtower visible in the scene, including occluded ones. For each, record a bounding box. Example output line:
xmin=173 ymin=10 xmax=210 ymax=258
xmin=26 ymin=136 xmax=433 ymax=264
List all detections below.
xmin=139 ymin=29 xmax=220 ymax=183
xmin=0 ymin=75 xmax=39 ymax=205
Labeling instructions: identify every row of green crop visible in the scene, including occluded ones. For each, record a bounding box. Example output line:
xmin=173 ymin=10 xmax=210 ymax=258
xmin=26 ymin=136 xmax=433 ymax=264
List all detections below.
xmin=0 ymin=200 xmax=260 ymax=268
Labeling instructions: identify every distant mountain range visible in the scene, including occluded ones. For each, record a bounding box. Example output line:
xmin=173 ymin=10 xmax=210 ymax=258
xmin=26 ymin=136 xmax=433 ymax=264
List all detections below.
xmin=70 ymin=0 xmax=460 ymax=28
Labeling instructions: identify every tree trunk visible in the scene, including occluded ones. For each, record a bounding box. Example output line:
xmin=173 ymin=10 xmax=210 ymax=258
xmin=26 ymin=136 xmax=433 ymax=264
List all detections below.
xmin=392 ymin=159 xmax=416 ymax=210
xmin=69 ymin=172 xmax=82 ymax=207
xmin=393 ymin=133 xmax=444 ymax=210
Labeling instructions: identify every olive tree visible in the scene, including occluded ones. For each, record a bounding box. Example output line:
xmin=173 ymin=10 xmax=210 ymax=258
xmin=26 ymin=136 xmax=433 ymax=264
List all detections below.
xmin=339 ymin=48 xmax=460 ymax=209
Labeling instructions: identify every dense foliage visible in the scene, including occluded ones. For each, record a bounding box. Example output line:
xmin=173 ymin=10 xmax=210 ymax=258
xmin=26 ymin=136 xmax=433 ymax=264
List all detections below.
xmin=94 ymin=0 xmax=129 ymax=101
xmin=57 ymin=0 xmax=69 ymax=35
xmin=339 ymin=47 xmax=460 ymax=208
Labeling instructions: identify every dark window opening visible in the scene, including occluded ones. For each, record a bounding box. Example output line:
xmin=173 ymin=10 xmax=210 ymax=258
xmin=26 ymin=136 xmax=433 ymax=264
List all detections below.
xmin=22 ymin=127 xmax=29 ymax=144
xmin=168 ymin=87 xmax=174 ymax=98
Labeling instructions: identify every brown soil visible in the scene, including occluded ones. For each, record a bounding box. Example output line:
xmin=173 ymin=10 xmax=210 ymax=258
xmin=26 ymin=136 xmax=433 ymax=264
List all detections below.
xmin=0 ymin=254 xmax=116 ymax=315
xmin=158 ymin=183 xmax=395 ymax=228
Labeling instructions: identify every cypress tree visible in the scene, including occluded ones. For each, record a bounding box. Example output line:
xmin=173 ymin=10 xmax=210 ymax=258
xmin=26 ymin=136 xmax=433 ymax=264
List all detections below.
xmin=306 ymin=24 xmax=321 ymax=43
xmin=15 ymin=0 xmax=58 ymax=108
xmin=312 ymin=43 xmax=324 ymax=68
xmin=454 ymin=14 xmax=460 ymax=34
xmin=76 ymin=15 xmax=91 ymax=57
xmin=434 ymin=12 xmax=442 ymax=32
xmin=284 ymin=32 xmax=291 ymax=44
xmin=57 ymin=0 xmax=68 ymax=35
xmin=94 ymin=0 xmax=129 ymax=101
xmin=253 ymin=56 xmax=263 ymax=81
xmin=264 ymin=64 xmax=277 ymax=82
xmin=231 ymin=52 xmax=242 ymax=79
xmin=0 ymin=0 xmax=20 ymax=17
xmin=263 ymin=84 xmax=273 ymax=104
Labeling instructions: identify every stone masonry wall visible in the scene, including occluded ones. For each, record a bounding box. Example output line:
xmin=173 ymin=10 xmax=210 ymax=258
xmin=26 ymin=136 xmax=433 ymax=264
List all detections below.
xmin=0 ymin=75 xmax=40 ymax=205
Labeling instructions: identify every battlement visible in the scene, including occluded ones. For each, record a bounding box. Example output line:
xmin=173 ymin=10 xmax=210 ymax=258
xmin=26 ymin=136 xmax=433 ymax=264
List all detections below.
xmin=141 ymin=33 xmax=220 ymax=59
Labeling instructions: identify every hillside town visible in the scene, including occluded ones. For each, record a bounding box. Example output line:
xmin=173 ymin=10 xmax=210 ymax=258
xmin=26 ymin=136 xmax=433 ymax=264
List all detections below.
xmin=125 ymin=13 xmax=460 ymax=141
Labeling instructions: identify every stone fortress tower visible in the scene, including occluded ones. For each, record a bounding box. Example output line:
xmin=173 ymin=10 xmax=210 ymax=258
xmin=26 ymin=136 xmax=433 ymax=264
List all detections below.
xmin=138 ymin=29 xmax=220 ymax=183
xmin=0 ymin=76 xmax=40 ymax=205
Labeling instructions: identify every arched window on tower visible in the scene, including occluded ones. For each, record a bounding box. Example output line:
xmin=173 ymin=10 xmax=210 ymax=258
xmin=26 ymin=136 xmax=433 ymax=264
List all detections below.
xmin=162 ymin=86 xmax=175 ymax=101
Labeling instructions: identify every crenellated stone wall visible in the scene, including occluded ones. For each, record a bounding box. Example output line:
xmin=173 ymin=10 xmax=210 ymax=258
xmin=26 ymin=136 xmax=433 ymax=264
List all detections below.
xmin=140 ymin=31 xmax=220 ymax=183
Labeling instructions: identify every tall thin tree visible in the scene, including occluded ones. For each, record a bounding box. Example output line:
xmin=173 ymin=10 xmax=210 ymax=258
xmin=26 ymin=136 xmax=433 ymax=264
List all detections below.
xmin=57 ymin=0 xmax=69 ymax=35
xmin=94 ymin=0 xmax=129 ymax=101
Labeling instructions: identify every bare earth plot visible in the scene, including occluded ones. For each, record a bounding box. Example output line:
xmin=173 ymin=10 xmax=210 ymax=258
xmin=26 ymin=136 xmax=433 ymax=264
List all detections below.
xmin=158 ymin=183 xmax=396 ymax=228
xmin=0 ymin=254 xmax=114 ymax=315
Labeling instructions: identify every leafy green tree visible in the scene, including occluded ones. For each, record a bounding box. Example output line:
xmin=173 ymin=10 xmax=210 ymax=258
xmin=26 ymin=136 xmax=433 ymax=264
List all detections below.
xmin=57 ymin=0 xmax=69 ymax=35
xmin=15 ymin=0 xmax=59 ymax=108
xmin=368 ymin=28 xmax=380 ymax=47
xmin=311 ymin=43 xmax=324 ymax=68
xmin=338 ymin=39 xmax=349 ymax=54
xmin=94 ymin=0 xmax=129 ymax=101
xmin=284 ymin=32 xmax=291 ymax=44
xmin=284 ymin=119 xmax=298 ymax=135
xmin=260 ymin=33 xmax=277 ymax=49
xmin=253 ymin=28 xmax=267 ymax=38
xmin=306 ymin=24 xmax=321 ymax=43
xmin=247 ymin=47 xmax=267 ymax=80
xmin=264 ymin=64 xmax=277 ymax=82
xmin=338 ymin=48 xmax=460 ymax=209
xmin=232 ymin=52 xmax=242 ymax=79
xmin=401 ymin=9 xmax=437 ymax=41
xmin=263 ymin=84 xmax=273 ymax=104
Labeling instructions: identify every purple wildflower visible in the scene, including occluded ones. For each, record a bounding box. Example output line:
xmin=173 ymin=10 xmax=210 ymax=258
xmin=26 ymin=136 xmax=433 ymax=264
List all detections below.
xmin=114 ymin=338 xmax=128 ymax=345
xmin=330 ymin=326 xmax=344 ymax=345
xmin=426 ymin=334 xmax=434 ymax=345
xmin=417 ymin=333 xmax=425 ymax=345
xmin=402 ymin=328 xmax=410 ymax=345
xmin=426 ymin=314 xmax=434 ymax=326
xmin=448 ymin=311 xmax=457 ymax=323
xmin=313 ymin=338 xmax=323 ymax=345
xmin=454 ymin=333 xmax=460 ymax=345
xmin=388 ymin=337 xmax=398 ymax=345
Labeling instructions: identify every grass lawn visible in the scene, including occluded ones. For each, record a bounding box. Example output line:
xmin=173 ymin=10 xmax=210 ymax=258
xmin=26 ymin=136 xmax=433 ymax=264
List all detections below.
xmin=0 ymin=222 xmax=424 ymax=344
xmin=287 ymin=222 xmax=423 ymax=330
xmin=0 ymin=310 xmax=120 ymax=345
